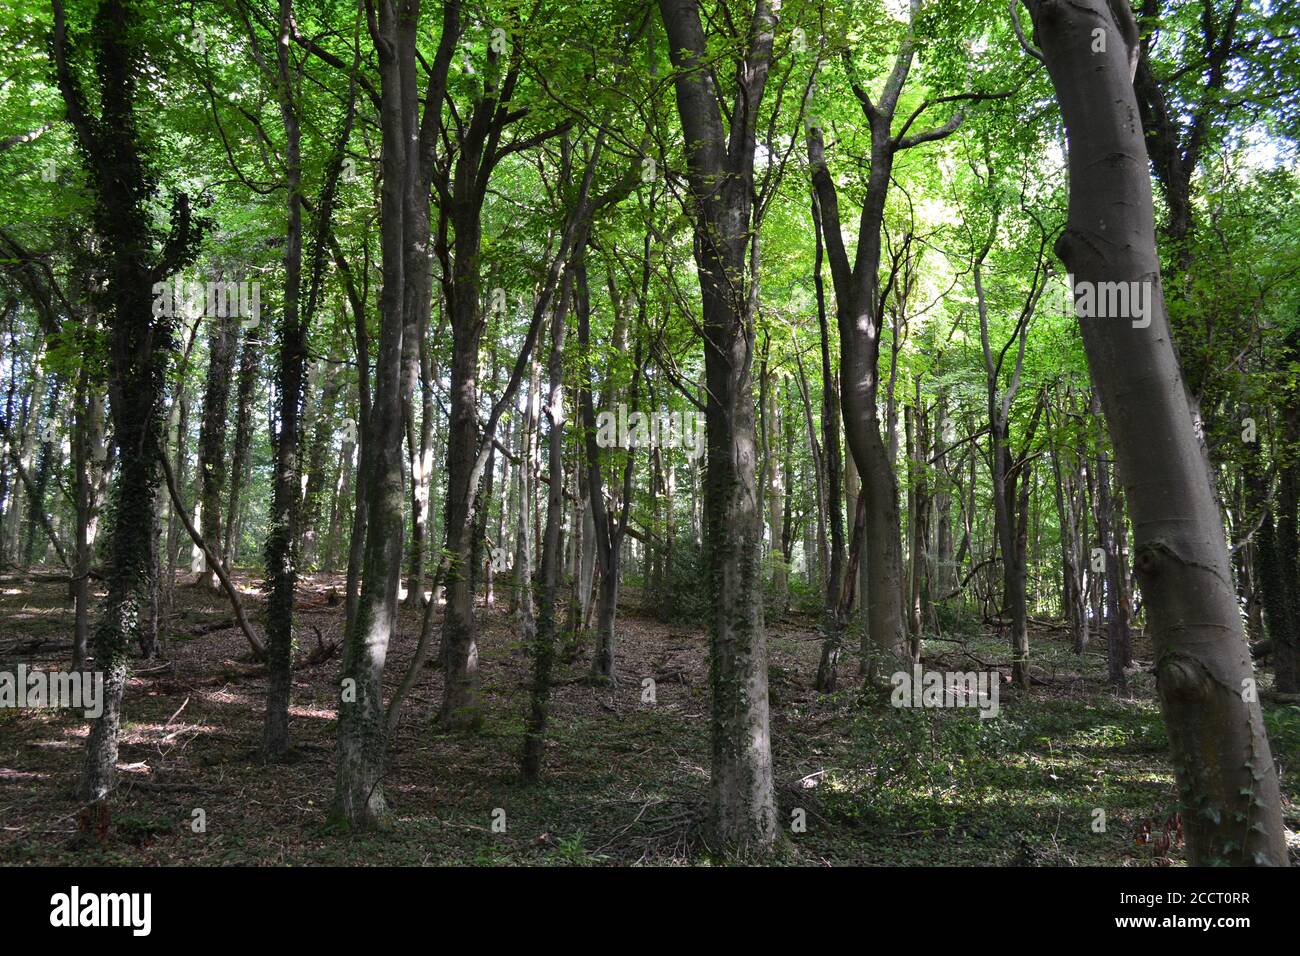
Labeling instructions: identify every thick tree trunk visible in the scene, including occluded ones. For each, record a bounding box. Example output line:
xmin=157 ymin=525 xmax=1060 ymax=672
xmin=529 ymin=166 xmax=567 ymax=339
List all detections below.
xmin=660 ymin=0 xmax=777 ymax=854
xmin=53 ymin=0 xmax=199 ymax=815
xmin=437 ymin=212 xmax=488 ymax=730
xmin=1024 ymin=0 xmax=1288 ymax=865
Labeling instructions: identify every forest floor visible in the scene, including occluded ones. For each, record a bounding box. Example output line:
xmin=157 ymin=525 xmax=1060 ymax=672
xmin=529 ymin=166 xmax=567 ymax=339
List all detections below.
xmin=1 ymin=570 xmax=1298 ymax=866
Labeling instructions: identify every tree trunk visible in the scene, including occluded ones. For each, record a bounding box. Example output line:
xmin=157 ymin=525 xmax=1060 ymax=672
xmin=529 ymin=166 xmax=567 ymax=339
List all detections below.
xmin=576 ymin=247 xmax=631 ymax=684
xmin=813 ymin=189 xmax=846 ymax=692
xmin=300 ymin=346 xmax=346 ymax=568
xmin=53 ymin=0 xmax=200 ymax=814
xmin=333 ymin=0 xmax=415 ymax=826
xmin=1023 ymin=0 xmax=1288 ymax=865
xmin=72 ymin=357 xmax=108 ymax=671
xmin=195 ymin=308 xmax=236 ymax=589
xmin=660 ymin=0 xmax=777 ymax=853
xmin=223 ymin=328 xmax=258 ymax=566
xmin=261 ymin=0 xmax=308 ymax=759
xmin=521 ymin=256 xmax=572 ymax=780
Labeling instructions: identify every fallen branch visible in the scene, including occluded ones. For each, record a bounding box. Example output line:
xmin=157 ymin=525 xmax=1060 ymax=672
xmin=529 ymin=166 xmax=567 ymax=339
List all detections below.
xmin=385 ymin=555 xmax=449 ymax=735
xmin=299 ymin=624 xmax=338 ymax=667
xmin=158 ymin=451 xmax=265 ymax=659
xmin=1262 ymin=690 xmax=1300 ymax=705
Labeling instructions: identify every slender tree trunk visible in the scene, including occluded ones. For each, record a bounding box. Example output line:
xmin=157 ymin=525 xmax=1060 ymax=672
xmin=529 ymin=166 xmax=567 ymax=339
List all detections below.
xmin=72 ymin=358 xmax=107 ymax=671
xmin=521 ymin=255 xmax=572 ymax=780
xmin=514 ymin=360 xmax=538 ymax=636
xmin=300 ymin=346 xmax=345 ymax=568
xmin=1095 ymin=419 xmax=1130 ymax=689
xmin=403 ymin=317 xmax=435 ymax=603
xmin=195 ymin=308 xmax=236 ymax=589
xmin=223 ymin=328 xmax=258 ymax=566
xmin=814 ymin=189 xmax=846 ymax=691
xmin=334 ymin=0 xmax=413 ymax=825
xmin=577 ymin=249 xmax=631 ymax=684
xmin=261 ymin=0 xmax=313 ymax=758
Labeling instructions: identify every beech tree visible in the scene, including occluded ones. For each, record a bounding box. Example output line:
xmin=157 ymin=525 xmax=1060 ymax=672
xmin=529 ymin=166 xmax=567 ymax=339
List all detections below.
xmin=658 ymin=0 xmax=779 ymax=852
xmin=1018 ymin=0 xmax=1288 ymax=866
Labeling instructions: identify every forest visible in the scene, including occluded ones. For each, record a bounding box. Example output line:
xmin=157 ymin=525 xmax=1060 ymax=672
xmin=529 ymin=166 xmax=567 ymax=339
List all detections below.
xmin=0 ymin=0 xmax=1297 ymax=870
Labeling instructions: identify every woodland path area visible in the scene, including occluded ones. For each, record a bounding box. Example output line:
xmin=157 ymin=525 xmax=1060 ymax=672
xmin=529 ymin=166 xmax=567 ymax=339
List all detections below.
xmin=3 ymin=571 xmax=1296 ymax=866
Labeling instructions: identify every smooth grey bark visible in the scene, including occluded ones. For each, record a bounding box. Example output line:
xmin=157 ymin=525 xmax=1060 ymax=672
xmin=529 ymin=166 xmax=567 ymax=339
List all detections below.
xmin=575 ymin=235 xmax=639 ymax=683
xmin=333 ymin=0 xmax=421 ymax=826
xmin=1022 ymin=0 xmax=1288 ymax=866
xmin=973 ymin=214 xmax=1046 ymax=688
xmin=807 ymin=0 xmax=967 ymax=670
